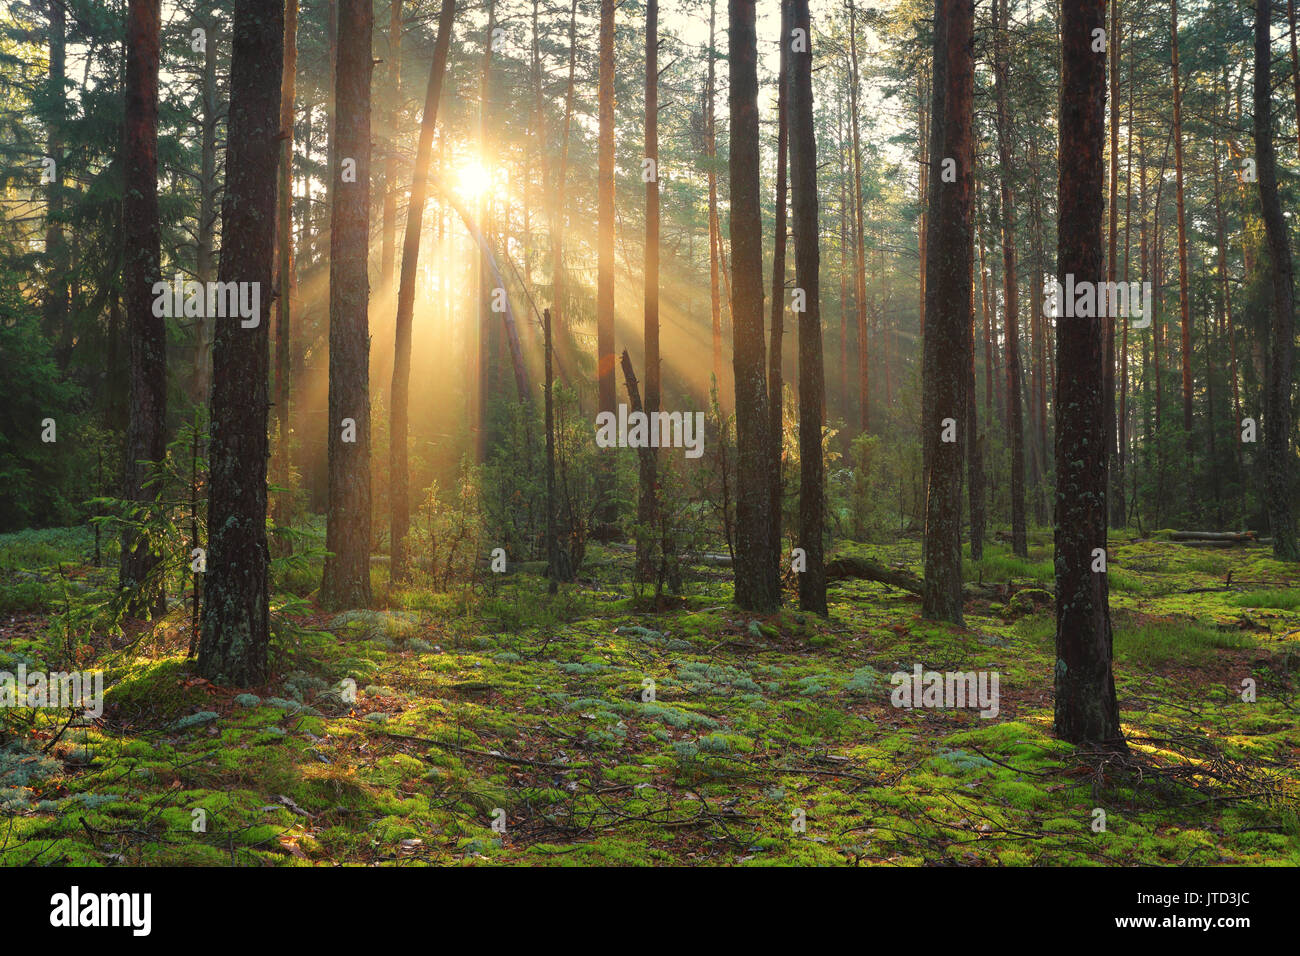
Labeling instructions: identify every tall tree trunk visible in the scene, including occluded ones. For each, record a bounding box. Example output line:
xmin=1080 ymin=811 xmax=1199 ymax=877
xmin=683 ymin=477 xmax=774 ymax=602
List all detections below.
xmin=1171 ymin=0 xmax=1194 ymax=504
xmin=1114 ymin=36 xmax=1134 ymax=528
xmin=121 ymin=0 xmax=166 ymax=614
xmin=1107 ymin=0 xmax=1121 ymax=528
xmin=596 ymin=0 xmax=616 ymax=524
xmin=389 ymin=0 xmax=455 ymax=585
xmin=707 ymin=0 xmax=723 ymax=390
xmin=847 ymin=0 xmax=868 ymax=432
xmin=790 ymin=0 xmax=825 ymax=615
xmin=838 ymin=90 xmax=849 ymax=422
xmin=474 ymin=0 xmax=496 ymax=463
xmin=1288 ymin=0 xmax=1300 ymax=159
xmin=273 ymin=0 xmax=298 ymax=537
xmin=1054 ymin=0 xmax=1125 ymax=748
xmin=729 ymin=0 xmax=778 ymax=612
xmin=197 ymin=0 xmax=284 ymax=683
xmin=768 ymin=0 xmax=791 ymax=578
xmin=321 ymin=0 xmax=375 ymax=608
xmin=194 ymin=8 xmax=218 ymax=400
xmin=43 ymin=0 xmax=69 ymax=368
xmin=638 ymin=0 xmax=661 ymax=581
xmin=1255 ymin=0 xmax=1299 ymax=560
xmin=921 ymin=0 xmax=972 ymax=624
xmin=380 ymin=0 xmax=402 ymax=299
xmin=551 ymin=0 xmax=578 ymax=360
xmin=992 ymin=0 xmax=1026 ymax=556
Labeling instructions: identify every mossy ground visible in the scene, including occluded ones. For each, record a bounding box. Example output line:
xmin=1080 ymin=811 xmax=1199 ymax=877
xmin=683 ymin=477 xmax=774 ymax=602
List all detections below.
xmin=1 ymin=526 xmax=1296 ymax=866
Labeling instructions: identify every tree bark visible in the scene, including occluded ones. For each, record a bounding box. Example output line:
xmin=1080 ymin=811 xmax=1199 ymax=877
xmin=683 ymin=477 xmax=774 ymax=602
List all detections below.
xmin=272 ymin=0 xmax=298 ymax=538
xmin=768 ymin=0 xmax=791 ymax=580
xmin=380 ymin=0 xmax=402 ymax=300
xmin=121 ymin=0 xmax=166 ymax=615
xmin=1053 ymin=0 xmax=1125 ymax=748
xmin=596 ymin=0 xmax=617 ymax=524
xmin=321 ymin=0 xmax=375 ymax=608
xmin=920 ymin=0 xmax=972 ymax=624
xmin=847 ymin=0 xmax=869 ymax=432
xmin=992 ymin=0 xmax=1026 ymax=556
xmin=790 ymin=0 xmax=826 ymax=615
xmin=197 ymin=0 xmax=284 ymax=684
xmin=1255 ymin=0 xmax=1299 ymax=560
xmin=707 ymin=0 xmax=723 ymax=390
xmin=389 ymin=0 xmax=455 ymax=585
xmin=639 ymin=0 xmax=661 ymax=582
xmin=1171 ymin=0 xmax=1194 ymax=493
xmin=728 ymin=0 xmax=778 ymax=612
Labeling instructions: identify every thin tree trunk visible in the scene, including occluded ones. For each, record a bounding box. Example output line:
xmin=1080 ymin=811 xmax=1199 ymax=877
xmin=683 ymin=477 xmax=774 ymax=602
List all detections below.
xmin=707 ymin=0 xmax=723 ymax=390
xmin=194 ymin=9 xmax=218 ymax=400
xmin=121 ymin=0 xmax=166 ymax=614
xmin=790 ymin=0 xmax=826 ymax=615
xmin=639 ymin=0 xmax=661 ymax=581
xmin=1171 ymin=0 xmax=1194 ymax=500
xmin=273 ymin=0 xmax=298 ymax=538
xmin=389 ymin=0 xmax=455 ymax=585
xmin=992 ymin=0 xmax=1026 ymax=555
xmin=1255 ymin=0 xmax=1299 ymax=560
xmin=596 ymin=0 xmax=616 ymax=523
xmin=43 ymin=0 xmax=69 ymax=369
xmin=768 ymin=0 xmax=791 ymax=579
xmin=1107 ymin=0 xmax=1121 ymax=528
xmin=380 ymin=0 xmax=402 ymax=299
xmin=848 ymin=0 xmax=868 ymax=432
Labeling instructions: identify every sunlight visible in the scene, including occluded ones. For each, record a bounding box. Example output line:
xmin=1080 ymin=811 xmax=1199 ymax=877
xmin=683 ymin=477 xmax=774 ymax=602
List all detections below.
xmin=454 ymin=158 xmax=493 ymax=199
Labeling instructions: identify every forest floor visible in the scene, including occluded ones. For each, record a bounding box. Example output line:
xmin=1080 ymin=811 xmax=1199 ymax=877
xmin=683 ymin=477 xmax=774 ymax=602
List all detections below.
xmin=1 ymin=526 xmax=1297 ymax=866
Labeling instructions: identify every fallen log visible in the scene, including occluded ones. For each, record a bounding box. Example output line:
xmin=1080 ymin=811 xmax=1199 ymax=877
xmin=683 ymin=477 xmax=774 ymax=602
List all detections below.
xmin=825 ymin=555 xmax=926 ymax=594
xmin=823 ymin=555 xmax=1006 ymax=601
xmin=1170 ymin=530 xmax=1258 ymax=542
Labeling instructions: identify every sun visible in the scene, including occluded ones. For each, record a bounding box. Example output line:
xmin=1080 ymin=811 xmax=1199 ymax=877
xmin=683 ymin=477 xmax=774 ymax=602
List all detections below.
xmin=455 ymin=159 xmax=493 ymax=199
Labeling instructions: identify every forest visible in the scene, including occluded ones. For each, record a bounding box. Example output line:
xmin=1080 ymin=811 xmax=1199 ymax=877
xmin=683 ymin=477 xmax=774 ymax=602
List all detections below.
xmin=0 ymin=0 xmax=1297 ymax=876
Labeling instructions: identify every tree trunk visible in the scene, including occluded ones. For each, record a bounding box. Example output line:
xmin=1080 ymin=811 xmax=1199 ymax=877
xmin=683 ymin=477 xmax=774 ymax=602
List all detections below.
xmin=848 ymin=0 xmax=869 ymax=432
xmin=380 ymin=0 xmax=402 ymax=300
xmin=790 ymin=0 xmax=826 ymax=615
xmin=272 ymin=0 xmax=298 ymax=538
xmin=729 ymin=0 xmax=778 ymax=612
xmin=1054 ymin=0 xmax=1125 ymax=748
xmin=389 ymin=0 xmax=455 ymax=585
xmin=321 ymin=0 xmax=375 ymax=608
xmin=551 ymin=0 xmax=578 ymax=369
xmin=707 ymin=0 xmax=723 ymax=390
xmin=768 ymin=0 xmax=791 ymax=580
xmin=121 ymin=0 xmax=166 ymax=615
xmin=596 ymin=0 xmax=617 ymax=524
xmin=1107 ymin=0 xmax=1120 ymax=528
xmin=920 ymin=0 xmax=972 ymax=624
xmin=639 ymin=0 xmax=661 ymax=582
xmin=194 ymin=8 xmax=219 ymax=401
xmin=43 ymin=0 xmax=69 ymax=369
xmin=1255 ymin=0 xmax=1299 ymax=560
xmin=197 ymin=0 xmax=284 ymax=684
xmin=1171 ymin=0 xmax=1194 ymax=500
xmin=992 ymin=0 xmax=1026 ymax=556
